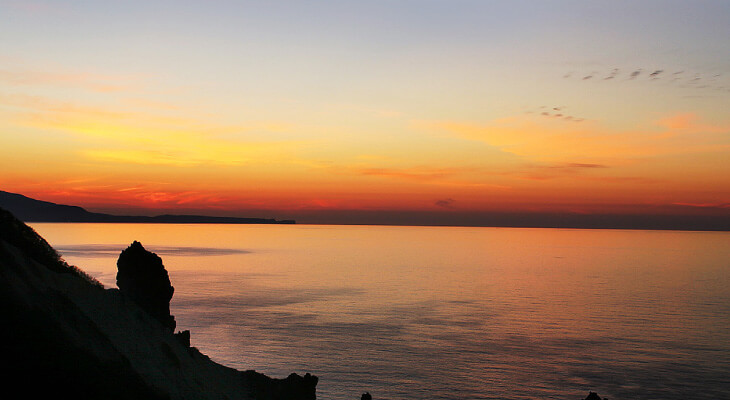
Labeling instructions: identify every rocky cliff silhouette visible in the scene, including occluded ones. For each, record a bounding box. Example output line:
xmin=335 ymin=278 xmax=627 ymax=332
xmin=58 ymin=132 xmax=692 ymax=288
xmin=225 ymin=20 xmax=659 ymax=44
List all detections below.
xmin=0 ymin=206 xmax=315 ymax=399
xmin=116 ymin=241 xmax=177 ymax=333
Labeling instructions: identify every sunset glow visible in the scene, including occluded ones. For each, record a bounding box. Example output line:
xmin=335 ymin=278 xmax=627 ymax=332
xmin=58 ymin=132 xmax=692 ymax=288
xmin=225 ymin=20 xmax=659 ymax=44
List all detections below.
xmin=1 ymin=1 xmax=728 ymax=224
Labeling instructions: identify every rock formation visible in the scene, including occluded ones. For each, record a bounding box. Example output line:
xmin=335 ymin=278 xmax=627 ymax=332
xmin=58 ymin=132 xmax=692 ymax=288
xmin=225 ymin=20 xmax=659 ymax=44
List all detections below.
xmin=116 ymin=241 xmax=176 ymax=332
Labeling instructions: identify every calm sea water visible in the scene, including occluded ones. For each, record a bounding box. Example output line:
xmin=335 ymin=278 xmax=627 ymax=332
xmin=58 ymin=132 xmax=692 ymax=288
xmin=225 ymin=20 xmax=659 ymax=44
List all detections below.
xmin=31 ymin=224 xmax=730 ymax=400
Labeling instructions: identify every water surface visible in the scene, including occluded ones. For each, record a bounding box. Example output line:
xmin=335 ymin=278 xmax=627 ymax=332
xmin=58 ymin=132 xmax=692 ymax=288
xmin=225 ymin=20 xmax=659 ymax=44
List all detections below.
xmin=32 ymin=224 xmax=730 ymax=399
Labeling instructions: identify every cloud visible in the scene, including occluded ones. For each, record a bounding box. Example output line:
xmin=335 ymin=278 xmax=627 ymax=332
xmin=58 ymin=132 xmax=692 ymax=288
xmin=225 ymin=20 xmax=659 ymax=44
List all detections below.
xmin=671 ymin=202 xmax=730 ymax=209
xmin=0 ymin=93 xmax=133 ymax=125
xmin=434 ymin=198 xmax=455 ymax=208
xmin=656 ymin=113 xmax=697 ymax=131
xmin=81 ymin=149 xmax=237 ymax=167
xmin=0 ymin=68 xmax=137 ymax=93
xmin=563 ymin=163 xmax=608 ymax=169
xmin=0 ymin=92 xmax=300 ymax=167
xmin=9 ymin=182 xmax=244 ymax=212
xmin=417 ymin=112 xmax=730 ymax=163
xmin=654 ymin=112 xmax=729 ymax=136
xmin=513 ymin=162 xmax=611 ymax=181
xmin=358 ymin=167 xmax=465 ymax=182
xmin=349 ymin=166 xmax=510 ymax=190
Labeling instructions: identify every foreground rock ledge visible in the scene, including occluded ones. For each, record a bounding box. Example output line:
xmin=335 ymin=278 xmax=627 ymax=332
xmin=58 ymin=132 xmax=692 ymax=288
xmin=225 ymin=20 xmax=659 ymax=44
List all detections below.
xmin=0 ymin=207 xmax=317 ymax=400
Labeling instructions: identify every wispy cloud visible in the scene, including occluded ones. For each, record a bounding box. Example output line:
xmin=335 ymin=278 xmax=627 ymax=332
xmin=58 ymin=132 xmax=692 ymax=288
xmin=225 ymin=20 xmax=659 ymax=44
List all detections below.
xmin=17 ymin=181 xmax=238 ymax=210
xmin=81 ymin=149 xmax=241 ymax=167
xmin=0 ymin=92 xmax=301 ymax=167
xmin=434 ymin=198 xmax=456 ymax=208
xmin=417 ymin=112 xmax=730 ymax=163
xmin=347 ymin=166 xmax=509 ymax=189
xmin=0 ymin=69 xmax=138 ymax=93
xmin=654 ymin=113 xmax=729 ymax=135
xmin=562 ymin=163 xmax=607 ymax=169
xmin=510 ymin=162 xmax=660 ymax=183
xmin=671 ymin=202 xmax=730 ymax=209
xmin=358 ymin=167 xmax=464 ymax=182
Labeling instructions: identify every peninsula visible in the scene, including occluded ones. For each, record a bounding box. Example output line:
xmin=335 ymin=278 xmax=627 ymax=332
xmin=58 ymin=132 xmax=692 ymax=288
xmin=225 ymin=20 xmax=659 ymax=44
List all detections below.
xmin=0 ymin=190 xmax=295 ymax=224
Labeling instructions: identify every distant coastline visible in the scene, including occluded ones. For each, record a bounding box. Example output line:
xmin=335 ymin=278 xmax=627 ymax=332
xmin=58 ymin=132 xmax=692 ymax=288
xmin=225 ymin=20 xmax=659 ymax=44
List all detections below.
xmin=3 ymin=189 xmax=728 ymax=231
xmin=0 ymin=191 xmax=295 ymax=225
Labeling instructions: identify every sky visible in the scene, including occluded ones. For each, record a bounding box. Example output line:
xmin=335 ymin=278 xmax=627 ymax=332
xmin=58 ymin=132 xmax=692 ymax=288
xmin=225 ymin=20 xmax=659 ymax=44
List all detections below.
xmin=1 ymin=0 xmax=729 ymax=225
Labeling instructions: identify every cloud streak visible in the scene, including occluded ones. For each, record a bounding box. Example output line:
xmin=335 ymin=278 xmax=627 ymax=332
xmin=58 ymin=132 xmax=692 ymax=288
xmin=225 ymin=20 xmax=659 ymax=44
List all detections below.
xmin=0 ymin=68 xmax=138 ymax=93
xmin=0 ymin=92 xmax=301 ymax=167
xmin=434 ymin=198 xmax=456 ymax=208
xmin=417 ymin=113 xmax=730 ymax=163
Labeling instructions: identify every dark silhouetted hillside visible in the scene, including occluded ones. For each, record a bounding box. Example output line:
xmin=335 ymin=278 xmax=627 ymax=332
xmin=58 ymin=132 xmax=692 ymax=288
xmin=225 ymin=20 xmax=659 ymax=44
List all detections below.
xmin=0 ymin=206 xmax=315 ymax=399
xmin=0 ymin=205 xmax=102 ymax=285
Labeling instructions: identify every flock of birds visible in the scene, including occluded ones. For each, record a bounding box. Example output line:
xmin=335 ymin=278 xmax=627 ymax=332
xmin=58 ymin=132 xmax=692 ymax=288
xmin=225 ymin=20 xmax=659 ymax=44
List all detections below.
xmin=523 ymin=67 xmax=728 ymax=123
xmin=563 ymin=67 xmax=727 ymax=90
xmin=525 ymin=106 xmax=585 ymax=123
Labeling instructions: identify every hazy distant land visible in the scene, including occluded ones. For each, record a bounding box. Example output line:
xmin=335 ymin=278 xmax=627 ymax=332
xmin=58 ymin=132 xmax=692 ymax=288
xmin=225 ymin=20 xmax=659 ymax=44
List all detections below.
xmin=0 ymin=191 xmax=295 ymax=224
xmin=2 ymin=190 xmax=728 ymax=231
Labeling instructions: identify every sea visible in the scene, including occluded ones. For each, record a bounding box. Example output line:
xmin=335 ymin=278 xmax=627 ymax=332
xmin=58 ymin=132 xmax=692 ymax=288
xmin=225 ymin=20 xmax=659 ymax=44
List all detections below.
xmin=30 ymin=223 xmax=730 ymax=400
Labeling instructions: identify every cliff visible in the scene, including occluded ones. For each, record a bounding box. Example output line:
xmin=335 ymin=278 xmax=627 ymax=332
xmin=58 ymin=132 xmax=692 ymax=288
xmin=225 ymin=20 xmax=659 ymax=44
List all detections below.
xmin=0 ymin=206 xmax=315 ymax=399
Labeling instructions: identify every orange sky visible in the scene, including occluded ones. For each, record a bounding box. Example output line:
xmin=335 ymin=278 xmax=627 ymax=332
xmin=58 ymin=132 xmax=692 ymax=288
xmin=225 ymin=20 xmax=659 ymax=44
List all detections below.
xmin=1 ymin=1 xmax=728 ymax=224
